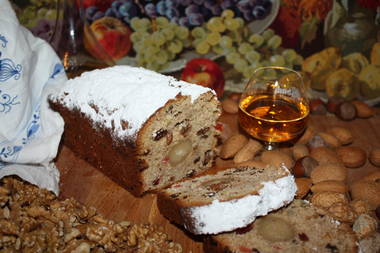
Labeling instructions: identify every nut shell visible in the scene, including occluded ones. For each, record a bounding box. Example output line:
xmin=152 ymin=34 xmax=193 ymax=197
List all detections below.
xmin=233 ymin=139 xmax=263 ymax=164
xmin=295 ymin=177 xmax=312 ymax=199
xmin=351 ymin=180 xmax=380 ymax=210
xmin=220 ymin=134 xmax=248 ymax=159
xmin=369 ymin=148 xmax=380 ymax=167
xmin=351 ymin=100 xmax=374 ymax=118
xmin=310 ymin=146 xmax=343 ymax=166
xmin=221 ymin=98 xmax=239 ymax=114
xmin=260 ymin=150 xmax=294 ymax=170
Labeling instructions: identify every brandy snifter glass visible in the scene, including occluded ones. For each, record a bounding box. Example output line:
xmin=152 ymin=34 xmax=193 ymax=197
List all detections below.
xmin=238 ymin=66 xmax=310 ymax=150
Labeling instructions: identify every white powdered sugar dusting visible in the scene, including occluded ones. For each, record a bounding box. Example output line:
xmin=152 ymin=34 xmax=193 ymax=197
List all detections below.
xmin=186 ymin=174 xmax=297 ymax=235
xmin=49 ymin=65 xmax=213 ymax=140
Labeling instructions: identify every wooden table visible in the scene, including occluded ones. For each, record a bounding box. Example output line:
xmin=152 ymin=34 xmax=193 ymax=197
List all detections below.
xmin=56 ymin=112 xmax=380 ymax=253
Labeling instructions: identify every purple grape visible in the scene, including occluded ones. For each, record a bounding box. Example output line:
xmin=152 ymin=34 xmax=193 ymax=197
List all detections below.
xmin=237 ymin=0 xmax=252 ymax=11
xmin=188 ymin=13 xmax=204 ymax=26
xmin=111 ymin=0 xmax=123 ymax=9
xmin=242 ymin=9 xmax=253 ymax=21
xmin=105 ymin=8 xmax=116 ymax=17
xmin=221 ymin=0 xmax=235 ymax=9
xmin=92 ymin=11 xmax=105 ymax=21
xmin=166 ymin=7 xmax=179 ymax=19
xmin=207 ymin=5 xmax=221 ymax=15
xmin=185 ymin=4 xmax=199 ymax=15
xmin=178 ymin=0 xmax=192 ymax=5
xmin=165 ymin=0 xmax=178 ymax=8
xmin=145 ymin=3 xmax=157 ymax=17
xmin=30 ymin=19 xmax=55 ymax=42
xmin=252 ymin=5 xmax=267 ymax=19
xmin=193 ymin=0 xmax=205 ymax=5
xmin=119 ymin=2 xmax=133 ymax=16
xmin=178 ymin=17 xmax=190 ymax=26
xmin=156 ymin=1 xmax=167 ymax=16
xmin=203 ymin=0 xmax=216 ymax=9
xmin=200 ymin=7 xmax=212 ymax=19
xmin=85 ymin=6 xmax=99 ymax=21
xmin=118 ymin=1 xmax=140 ymax=23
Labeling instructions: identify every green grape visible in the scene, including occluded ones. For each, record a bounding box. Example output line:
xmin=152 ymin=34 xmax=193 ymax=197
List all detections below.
xmin=246 ymin=50 xmax=261 ymax=64
xmin=221 ymin=9 xmax=235 ymax=19
xmin=146 ymin=61 xmax=161 ymax=71
xmin=162 ymin=28 xmax=175 ymax=40
xmin=156 ymin=17 xmax=169 ymax=28
xmin=156 ymin=50 xmax=169 ymax=65
xmin=37 ymin=8 xmax=48 ymax=17
xmin=152 ymin=31 xmax=166 ymax=46
xmin=191 ymin=27 xmax=207 ymax=38
xmin=234 ymin=58 xmax=248 ymax=73
xmin=44 ymin=9 xmax=57 ymax=20
xmin=267 ymin=35 xmax=282 ymax=49
xmin=282 ymin=49 xmax=297 ymax=63
xmin=264 ymin=68 xmax=278 ymax=79
xmin=224 ymin=18 xmax=240 ymax=31
xmin=249 ymin=34 xmax=264 ymax=48
xmin=130 ymin=17 xmax=141 ymax=31
xmin=226 ymin=52 xmax=240 ymax=64
xmin=175 ymin=26 xmax=189 ymax=40
xmin=212 ymin=45 xmax=225 ymax=55
xmin=196 ymin=40 xmax=211 ymax=54
xmin=206 ymin=32 xmax=221 ymax=46
xmin=243 ymin=67 xmax=253 ymax=79
xmin=260 ymin=60 xmax=270 ymax=67
xmin=293 ymin=55 xmax=304 ymax=65
xmin=140 ymin=18 xmax=152 ymax=31
xmin=238 ymin=42 xmax=253 ymax=54
xmin=183 ymin=39 xmax=192 ymax=48
xmin=228 ymin=30 xmax=243 ymax=43
xmin=219 ymin=35 xmax=233 ymax=49
xmin=262 ymin=29 xmax=275 ymax=41
xmin=192 ymin=38 xmax=204 ymax=47
xmin=269 ymin=55 xmax=286 ymax=66
xmin=168 ymin=40 xmax=183 ymax=54
xmin=235 ymin=17 xmax=245 ymax=29
xmin=207 ymin=17 xmax=226 ymax=33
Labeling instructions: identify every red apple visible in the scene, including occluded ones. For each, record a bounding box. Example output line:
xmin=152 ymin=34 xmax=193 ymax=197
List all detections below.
xmin=181 ymin=58 xmax=225 ymax=98
xmin=84 ymin=17 xmax=132 ymax=61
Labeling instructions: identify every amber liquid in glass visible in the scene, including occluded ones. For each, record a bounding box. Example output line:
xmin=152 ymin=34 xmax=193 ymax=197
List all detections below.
xmin=238 ymin=94 xmax=309 ymax=143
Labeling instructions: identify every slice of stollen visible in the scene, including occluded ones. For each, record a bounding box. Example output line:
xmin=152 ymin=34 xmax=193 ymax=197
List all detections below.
xmin=157 ymin=165 xmax=296 ymax=235
xmin=204 ymin=199 xmax=358 ymax=253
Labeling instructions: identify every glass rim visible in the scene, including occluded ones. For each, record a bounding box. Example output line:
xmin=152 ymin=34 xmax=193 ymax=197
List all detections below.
xmin=252 ymin=66 xmax=303 ymax=80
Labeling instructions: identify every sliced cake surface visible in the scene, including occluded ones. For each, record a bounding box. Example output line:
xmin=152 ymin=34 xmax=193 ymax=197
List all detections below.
xmin=157 ymin=165 xmax=296 ymax=235
xmin=205 ymin=200 xmax=358 ymax=253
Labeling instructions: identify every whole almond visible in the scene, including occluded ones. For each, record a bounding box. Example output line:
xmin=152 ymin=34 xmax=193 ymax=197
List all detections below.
xmin=310 ymin=146 xmax=343 ymax=165
xmin=220 ymin=134 xmax=248 ymax=159
xmin=352 ymin=100 xmax=374 ymax=118
xmin=336 ymin=146 xmax=367 ymax=168
xmin=310 ymin=164 xmax=348 ymax=184
xmin=317 ymin=132 xmax=341 ymax=148
xmin=295 ymin=177 xmax=312 ymax=199
xmin=260 ymin=150 xmax=294 ymax=170
xmin=311 ymin=180 xmax=349 ymax=193
xmin=327 ymin=126 xmax=353 ymax=145
xmin=233 ymin=139 xmax=263 ymax=164
xmin=292 ymin=144 xmax=309 ymax=161
xmin=221 ymin=98 xmax=239 ymax=114
xmin=369 ymin=148 xmax=380 ymax=167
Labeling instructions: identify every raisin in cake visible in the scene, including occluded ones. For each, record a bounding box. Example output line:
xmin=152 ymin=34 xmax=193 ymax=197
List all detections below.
xmin=204 ymin=200 xmax=358 ymax=253
xmin=49 ymin=66 xmax=221 ymax=196
xmin=157 ymin=165 xmax=296 ymax=235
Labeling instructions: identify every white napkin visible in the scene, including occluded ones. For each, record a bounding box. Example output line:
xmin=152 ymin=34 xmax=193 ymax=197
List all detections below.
xmin=0 ymin=0 xmax=67 ymax=195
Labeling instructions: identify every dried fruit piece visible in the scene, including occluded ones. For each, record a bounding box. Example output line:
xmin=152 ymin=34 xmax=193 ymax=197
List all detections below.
xmin=336 ymin=146 xmax=367 ymax=168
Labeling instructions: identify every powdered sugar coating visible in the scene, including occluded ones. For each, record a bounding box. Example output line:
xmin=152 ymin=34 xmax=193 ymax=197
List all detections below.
xmin=184 ymin=174 xmax=296 ymax=235
xmin=49 ymin=66 xmax=214 ymax=140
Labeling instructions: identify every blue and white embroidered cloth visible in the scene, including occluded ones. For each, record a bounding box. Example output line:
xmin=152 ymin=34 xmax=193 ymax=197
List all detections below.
xmin=0 ymin=0 xmax=67 ymax=194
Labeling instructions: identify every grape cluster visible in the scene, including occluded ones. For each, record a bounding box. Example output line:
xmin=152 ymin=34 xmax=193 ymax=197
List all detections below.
xmin=85 ymin=0 xmax=141 ymax=24
xmin=190 ymin=9 xmax=303 ymax=79
xmin=129 ymin=17 xmax=190 ymax=71
xmin=16 ymin=0 xmax=58 ymax=28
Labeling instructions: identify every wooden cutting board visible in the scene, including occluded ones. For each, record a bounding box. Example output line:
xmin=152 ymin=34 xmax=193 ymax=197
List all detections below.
xmin=56 ymin=112 xmax=380 ymax=253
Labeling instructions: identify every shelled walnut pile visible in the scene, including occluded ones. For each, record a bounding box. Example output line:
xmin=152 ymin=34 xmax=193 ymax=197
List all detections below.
xmin=0 ymin=176 xmax=182 ymax=253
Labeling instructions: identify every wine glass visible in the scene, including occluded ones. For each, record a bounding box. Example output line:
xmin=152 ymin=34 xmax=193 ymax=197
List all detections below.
xmin=238 ymin=66 xmax=310 ymax=150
